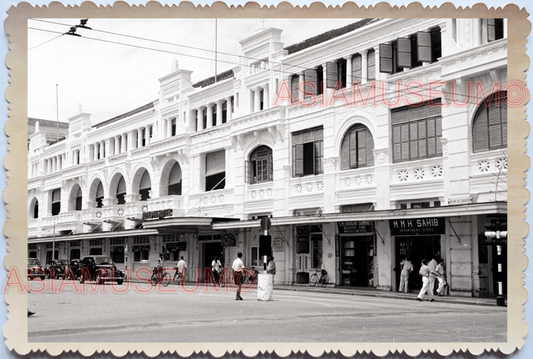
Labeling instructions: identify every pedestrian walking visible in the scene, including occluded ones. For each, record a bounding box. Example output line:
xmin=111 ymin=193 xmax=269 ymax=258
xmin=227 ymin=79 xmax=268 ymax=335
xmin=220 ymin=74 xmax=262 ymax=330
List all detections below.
xmin=436 ymin=258 xmax=447 ymax=296
xmin=232 ymin=252 xmax=244 ymax=300
xmin=399 ymin=256 xmax=413 ymax=292
xmin=175 ymin=256 xmax=186 ymax=284
xmin=427 ymin=255 xmax=438 ymax=295
xmin=417 ymin=259 xmax=435 ymax=302
xmin=212 ymin=256 xmax=222 ymax=285
xmin=266 ymin=256 xmax=276 ymax=283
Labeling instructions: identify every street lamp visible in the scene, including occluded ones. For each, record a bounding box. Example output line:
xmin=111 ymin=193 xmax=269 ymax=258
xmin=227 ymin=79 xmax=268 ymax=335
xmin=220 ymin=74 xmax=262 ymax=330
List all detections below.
xmin=485 ymin=222 xmax=507 ymax=307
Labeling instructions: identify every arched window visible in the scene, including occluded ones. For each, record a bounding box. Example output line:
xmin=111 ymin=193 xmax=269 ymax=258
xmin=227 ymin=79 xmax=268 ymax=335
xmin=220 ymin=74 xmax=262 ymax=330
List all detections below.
xmin=472 ymin=91 xmax=507 ymax=153
xmin=95 ymin=182 xmax=104 ymax=208
xmin=168 ymin=163 xmax=182 ymax=195
xmin=116 ymin=177 xmax=126 ymax=205
xmin=246 ymin=146 xmax=273 ymax=184
xmin=32 ymin=199 xmax=39 ymax=219
xmin=340 ymin=124 xmax=374 ymax=170
xmin=75 ymin=187 xmax=82 ymax=211
xmin=139 ymin=171 xmax=151 ymax=201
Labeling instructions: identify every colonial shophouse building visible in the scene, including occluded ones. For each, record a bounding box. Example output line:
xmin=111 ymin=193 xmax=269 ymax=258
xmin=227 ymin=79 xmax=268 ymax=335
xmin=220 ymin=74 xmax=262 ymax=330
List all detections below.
xmin=28 ymin=17 xmax=508 ymax=297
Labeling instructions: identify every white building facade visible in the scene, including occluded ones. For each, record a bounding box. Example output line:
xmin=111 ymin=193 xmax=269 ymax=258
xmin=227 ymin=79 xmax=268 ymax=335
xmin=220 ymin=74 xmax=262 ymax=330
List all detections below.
xmin=28 ymin=18 xmax=508 ymax=297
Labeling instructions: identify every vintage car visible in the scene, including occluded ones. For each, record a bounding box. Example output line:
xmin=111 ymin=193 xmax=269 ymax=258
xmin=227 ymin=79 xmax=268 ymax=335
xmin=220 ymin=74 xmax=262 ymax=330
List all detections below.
xmin=69 ymin=259 xmax=81 ymax=279
xmin=47 ymin=259 xmax=70 ymax=279
xmin=28 ymin=258 xmax=45 ymax=280
xmin=78 ymin=255 xmax=125 ymax=285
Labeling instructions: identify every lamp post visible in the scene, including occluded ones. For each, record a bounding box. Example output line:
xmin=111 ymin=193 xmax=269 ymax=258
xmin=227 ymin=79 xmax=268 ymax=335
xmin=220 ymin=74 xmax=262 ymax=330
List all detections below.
xmin=485 ymin=222 xmax=507 ymax=307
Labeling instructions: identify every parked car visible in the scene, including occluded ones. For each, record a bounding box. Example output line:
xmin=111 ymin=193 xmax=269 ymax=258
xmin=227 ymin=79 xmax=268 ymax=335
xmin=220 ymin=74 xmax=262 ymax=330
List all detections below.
xmin=28 ymin=258 xmax=45 ymax=280
xmin=47 ymin=259 xmax=69 ymax=279
xmin=78 ymin=255 xmax=125 ymax=285
xmin=69 ymin=259 xmax=81 ymax=279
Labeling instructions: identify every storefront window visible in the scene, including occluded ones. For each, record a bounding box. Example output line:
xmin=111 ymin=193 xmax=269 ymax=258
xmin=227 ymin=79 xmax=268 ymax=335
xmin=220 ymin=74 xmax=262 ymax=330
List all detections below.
xmin=111 ymin=246 xmax=125 ymax=264
xmin=133 ymin=245 xmax=150 ymax=261
xmin=311 ymin=234 xmax=322 ymax=268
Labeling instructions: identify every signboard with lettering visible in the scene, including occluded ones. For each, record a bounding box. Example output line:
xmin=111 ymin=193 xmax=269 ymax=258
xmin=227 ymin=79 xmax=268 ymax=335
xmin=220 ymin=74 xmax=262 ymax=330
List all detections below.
xmin=389 ymin=218 xmax=445 ymax=235
xmin=142 ymin=208 xmax=173 ymax=220
xmin=296 ymin=226 xmax=310 ymax=240
xmin=272 ymin=237 xmax=283 ymax=252
xmin=337 ymin=221 xmax=374 ymax=234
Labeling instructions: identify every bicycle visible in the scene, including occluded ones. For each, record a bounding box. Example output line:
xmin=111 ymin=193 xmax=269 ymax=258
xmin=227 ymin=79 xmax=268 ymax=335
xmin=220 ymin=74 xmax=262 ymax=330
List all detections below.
xmin=150 ymin=266 xmax=171 ymax=287
xmin=310 ymin=269 xmax=328 ymax=287
xmin=173 ymin=268 xmax=185 ymax=285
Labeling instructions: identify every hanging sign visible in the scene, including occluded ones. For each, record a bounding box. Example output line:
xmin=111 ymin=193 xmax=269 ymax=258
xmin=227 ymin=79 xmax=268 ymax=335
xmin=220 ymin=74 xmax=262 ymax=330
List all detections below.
xmin=337 ymin=221 xmax=374 ymax=234
xmin=389 ymin=218 xmax=445 ymax=235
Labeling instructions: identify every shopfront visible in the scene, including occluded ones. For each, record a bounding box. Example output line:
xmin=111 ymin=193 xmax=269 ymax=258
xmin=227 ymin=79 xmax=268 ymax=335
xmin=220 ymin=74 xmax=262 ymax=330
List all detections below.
xmin=337 ymin=221 xmax=376 ymax=287
xmin=295 ymin=225 xmax=323 ymax=284
xmin=390 ymin=217 xmax=444 ymax=291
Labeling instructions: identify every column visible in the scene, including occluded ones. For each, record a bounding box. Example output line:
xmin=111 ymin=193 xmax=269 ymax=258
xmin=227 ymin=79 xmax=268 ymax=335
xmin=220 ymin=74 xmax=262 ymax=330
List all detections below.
xmin=100 ymin=140 xmax=105 ymax=158
xmin=298 ymin=73 xmax=305 ymax=103
xmin=206 ymin=104 xmax=213 ymax=129
xmin=263 ymin=84 xmax=270 ymax=110
xmin=373 ymin=46 xmax=380 ymax=81
xmin=225 ymin=97 xmax=233 ymax=122
xmin=46 ymin=159 xmax=50 ymax=174
xmin=127 ymin=131 xmax=135 ymax=152
xmin=345 ymin=55 xmax=353 ymax=88
xmin=121 ymin=134 xmax=126 ymax=153
xmin=254 ymin=88 xmax=261 ymax=112
xmin=361 ymin=50 xmax=368 ymax=83
xmin=137 ymin=128 xmax=142 ymax=148
xmin=197 ymin=108 xmax=204 ymax=131
xmin=216 ymin=100 xmax=223 ymax=126
xmin=105 ymin=139 xmax=111 ymax=158
xmin=322 ymin=63 xmax=329 ymax=100
xmin=166 ymin=119 xmax=172 ymax=138
xmin=146 ymin=125 xmax=152 ymax=145
xmin=113 ymin=136 xmax=120 ymax=155
xmin=52 ymin=157 xmax=57 ymax=172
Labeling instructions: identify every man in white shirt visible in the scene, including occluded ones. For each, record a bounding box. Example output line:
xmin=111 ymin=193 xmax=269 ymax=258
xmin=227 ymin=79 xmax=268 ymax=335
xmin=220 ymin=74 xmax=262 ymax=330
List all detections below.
xmin=232 ymin=252 xmax=244 ymax=300
xmin=175 ymin=256 xmax=186 ymax=284
xmin=212 ymin=256 xmax=222 ymax=285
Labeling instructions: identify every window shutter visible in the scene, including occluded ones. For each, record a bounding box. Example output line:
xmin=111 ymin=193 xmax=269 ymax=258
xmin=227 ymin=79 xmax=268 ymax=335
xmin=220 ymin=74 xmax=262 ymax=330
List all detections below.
xmin=96 ymin=183 xmax=104 ymax=198
xmin=366 ymin=130 xmax=375 ymax=167
xmin=352 ymin=54 xmax=362 ymax=84
xmin=338 ymin=59 xmax=347 ymax=88
xmin=52 ymin=189 xmax=61 ymax=203
xmin=293 ymin=144 xmax=304 ymax=176
xmin=341 ymin=136 xmax=350 ymax=170
xmin=502 ymin=102 xmax=507 ymax=147
xmin=245 ymin=160 xmax=250 ymax=184
xmin=473 ymin=108 xmax=489 ymax=152
xmin=393 ymin=126 xmax=402 ymax=162
xmin=367 ymin=50 xmax=376 ymax=81
xmin=291 ymin=75 xmax=299 ymax=102
xmin=487 ymin=19 xmax=496 ymax=42
xmin=357 ymin=130 xmax=367 ymax=167
xmin=169 ymin=163 xmax=182 ymax=185
xmin=391 ymin=108 xmax=409 ymax=124
xmin=410 ymin=122 xmax=418 ymax=159
xmin=418 ymin=121 xmax=427 ymax=158
xmin=417 ymin=31 xmax=432 ymax=62
xmin=117 ymin=177 xmax=126 ymax=194
xmin=397 ymin=38 xmax=412 ymax=68
xmin=349 ymin=131 xmax=357 ymax=168
xmin=268 ymin=153 xmax=273 ymax=181
xmin=140 ymin=171 xmax=151 ymax=190
xmin=427 ymin=119 xmax=436 ymax=156
xmin=379 ymin=44 xmax=393 ymax=73
xmin=206 ymin=150 xmax=226 ymax=176
xmin=326 ymin=62 xmax=338 ymax=89
xmin=401 ymin=124 xmax=410 ymax=160
xmin=304 ymin=69 xmax=318 ymax=97
xmin=314 ymin=141 xmax=323 ymax=174
xmin=436 ymin=117 xmax=443 ymax=155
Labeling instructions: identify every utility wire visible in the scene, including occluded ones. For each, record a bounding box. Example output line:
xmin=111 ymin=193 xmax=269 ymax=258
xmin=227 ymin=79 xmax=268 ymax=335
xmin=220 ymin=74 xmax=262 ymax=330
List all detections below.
xmin=29 ymin=33 xmax=64 ymax=50
xmin=28 ymin=24 xmax=509 ymax=105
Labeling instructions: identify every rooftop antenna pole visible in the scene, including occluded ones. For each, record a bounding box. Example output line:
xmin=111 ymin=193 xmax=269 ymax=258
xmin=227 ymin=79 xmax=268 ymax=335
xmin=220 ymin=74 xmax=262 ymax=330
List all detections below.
xmin=215 ymin=18 xmax=217 ymax=83
xmin=56 ymin=84 xmax=59 ymax=142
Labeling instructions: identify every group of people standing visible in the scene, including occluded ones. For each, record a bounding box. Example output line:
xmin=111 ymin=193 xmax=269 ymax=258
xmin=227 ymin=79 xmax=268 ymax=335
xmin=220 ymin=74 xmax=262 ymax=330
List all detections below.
xmin=399 ymin=255 xmax=447 ymax=302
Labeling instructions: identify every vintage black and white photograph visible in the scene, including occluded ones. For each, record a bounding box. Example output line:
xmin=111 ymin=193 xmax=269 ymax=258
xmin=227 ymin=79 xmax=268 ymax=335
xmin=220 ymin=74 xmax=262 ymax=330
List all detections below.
xmin=8 ymin=4 xmax=526 ymax=352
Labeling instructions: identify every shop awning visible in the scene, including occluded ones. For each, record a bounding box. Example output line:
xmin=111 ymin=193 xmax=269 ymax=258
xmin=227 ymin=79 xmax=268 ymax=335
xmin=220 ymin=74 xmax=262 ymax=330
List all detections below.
xmin=27 ymin=228 xmax=159 ymax=243
xmin=211 ymin=202 xmax=507 ymax=229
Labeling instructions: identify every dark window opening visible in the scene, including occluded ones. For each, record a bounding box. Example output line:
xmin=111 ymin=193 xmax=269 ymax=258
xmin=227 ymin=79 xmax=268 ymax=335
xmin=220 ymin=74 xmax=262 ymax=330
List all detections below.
xmin=317 ymin=66 xmax=324 ymax=95
xmin=51 ymin=189 xmax=61 ymax=216
xmin=291 ymin=74 xmax=299 ymax=103
xmin=222 ymin=102 xmax=228 ymax=123
xmin=76 ymin=195 xmax=82 ymax=211
xmin=168 ymin=182 xmax=182 ymax=195
xmin=33 ymin=201 xmax=39 ymax=219
xmin=140 ymin=188 xmax=150 ymax=201
xmin=116 ymin=193 xmax=126 ymax=205
xmin=205 ymin=150 xmax=226 ymax=191
xmin=292 ymin=127 xmax=324 ymax=177
xmin=133 ymin=245 xmax=150 ymax=262
xmin=206 ymin=172 xmax=225 ymax=191
xmin=488 ymin=19 xmax=504 ymax=42
xmin=142 ymin=128 xmax=146 ymax=147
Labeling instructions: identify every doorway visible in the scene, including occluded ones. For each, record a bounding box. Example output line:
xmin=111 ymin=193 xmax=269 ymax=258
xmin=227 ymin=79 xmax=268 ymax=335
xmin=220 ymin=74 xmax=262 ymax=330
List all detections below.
xmin=395 ymin=235 xmax=441 ymax=291
xmin=203 ymin=241 xmax=224 ymax=281
xmin=341 ymin=236 xmax=374 ymax=287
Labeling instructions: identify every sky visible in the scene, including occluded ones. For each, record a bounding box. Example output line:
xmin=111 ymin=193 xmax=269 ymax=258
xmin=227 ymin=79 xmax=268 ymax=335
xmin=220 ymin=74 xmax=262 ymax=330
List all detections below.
xmin=28 ymin=18 xmax=360 ymax=125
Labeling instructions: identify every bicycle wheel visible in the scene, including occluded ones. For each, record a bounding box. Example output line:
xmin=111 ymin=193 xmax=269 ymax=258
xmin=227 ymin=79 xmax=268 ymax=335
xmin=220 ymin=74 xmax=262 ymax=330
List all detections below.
xmin=150 ymin=273 xmax=158 ymax=286
xmin=161 ymin=273 xmax=171 ymax=287
xmin=309 ymin=273 xmax=318 ymax=287
xmin=321 ymin=273 xmax=329 ymax=287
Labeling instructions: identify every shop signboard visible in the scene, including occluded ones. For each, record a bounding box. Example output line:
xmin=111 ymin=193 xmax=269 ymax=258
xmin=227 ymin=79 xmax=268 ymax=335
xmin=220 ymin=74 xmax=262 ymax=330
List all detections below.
xmin=142 ymin=208 xmax=173 ymax=220
xmin=337 ymin=221 xmax=374 ymax=234
xmin=272 ymin=237 xmax=283 ymax=252
xmin=222 ymin=233 xmax=237 ymax=247
xmin=389 ymin=217 xmax=445 ymax=235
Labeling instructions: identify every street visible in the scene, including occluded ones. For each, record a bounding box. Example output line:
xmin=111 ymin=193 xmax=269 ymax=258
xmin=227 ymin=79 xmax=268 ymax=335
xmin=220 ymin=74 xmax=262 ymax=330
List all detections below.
xmin=28 ymin=279 xmax=507 ymax=343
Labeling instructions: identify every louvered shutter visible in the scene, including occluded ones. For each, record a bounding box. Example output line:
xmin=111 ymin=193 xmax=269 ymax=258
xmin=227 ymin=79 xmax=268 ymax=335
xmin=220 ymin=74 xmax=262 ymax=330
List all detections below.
xmin=245 ymin=160 xmax=251 ymax=183
xmin=352 ymin=54 xmax=362 ymax=84
xmin=417 ymin=31 xmax=432 ymax=62
xmin=487 ymin=19 xmax=496 ymax=42
xmin=291 ymin=75 xmax=299 ymax=102
xmin=418 ymin=121 xmax=427 ymax=158
xmin=349 ymin=131 xmax=357 ymax=168
xmin=267 ymin=153 xmax=273 ymax=181
xmin=401 ymin=124 xmax=410 ymax=160
xmin=397 ymin=38 xmax=412 ymax=68
xmin=326 ymin=62 xmax=338 ymax=89
xmin=436 ymin=118 xmax=443 ymax=155
xmin=427 ymin=119 xmax=436 ymax=156
xmin=293 ymin=144 xmax=304 ymax=176
xmin=488 ymin=103 xmax=502 ymax=149
xmin=473 ymin=107 xmax=489 ymax=152
xmin=393 ymin=126 xmax=402 ymax=162
xmin=357 ymin=130 xmax=367 ymax=167
xmin=366 ymin=130 xmax=375 ymax=166
xmin=314 ymin=141 xmax=323 ymax=174
xmin=304 ymin=69 xmax=318 ymax=97
xmin=367 ymin=50 xmax=376 ymax=81
xmin=341 ymin=136 xmax=350 ymax=170
xmin=379 ymin=44 xmax=393 ymax=73
xmin=410 ymin=122 xmax=418 ymax=159
xmin=502 ymin=102 xmax=507 ymax=147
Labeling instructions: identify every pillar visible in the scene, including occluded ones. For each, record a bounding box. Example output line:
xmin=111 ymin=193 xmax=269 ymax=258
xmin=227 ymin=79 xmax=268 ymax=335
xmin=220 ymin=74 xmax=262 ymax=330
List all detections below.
xmin=361 ymin=49 xmax=368 ymax=84
xmin=197 ymin=108 xmax=204 ymax=131
xmin=137 ymin=128 xmax=142 ymax=148
xmin=226 ymin=97 xmax=233 ymax=122
xmin=263 ymin=84 xmax=270 ymax=110
xmin=254 ymin=88 xmax=261 ymax=112
xmin=206 ymin=104 xmax=213 ymax=129
xmin=345 ymin=55 xmax=352 ymax=88
xmin=121 ymin=134 xmax=126 ymax=153
xmin=105 ymin=139 xmax=111 ymax=158
xmin=216 ymin=100 xmax=223 ymax=126
xmin=114 ymin=136 xmax=120 ymax=155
